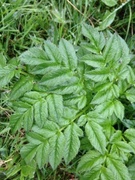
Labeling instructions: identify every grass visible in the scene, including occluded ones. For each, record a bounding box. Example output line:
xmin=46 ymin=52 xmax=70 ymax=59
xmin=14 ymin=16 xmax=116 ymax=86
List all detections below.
xmin=0 ymin=0 xmax=135 ymax=179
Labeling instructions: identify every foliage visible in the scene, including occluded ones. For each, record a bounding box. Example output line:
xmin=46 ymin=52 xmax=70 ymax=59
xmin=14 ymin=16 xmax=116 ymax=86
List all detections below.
xmin=1 ymin=23 xmax=135 ymax=179
xmin=0 ymin=0 xmax=135 ymax=179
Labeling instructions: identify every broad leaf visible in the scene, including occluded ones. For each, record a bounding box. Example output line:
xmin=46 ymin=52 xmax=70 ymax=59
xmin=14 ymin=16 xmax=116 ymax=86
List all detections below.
xmin=59 ymin=39 xmax=77 ymax=70
xmin=126 ymin=87 xmax=135 ymax=103
xmin=77 ymin=150 xmax=104 ymax=172
xmin=64 ymin=123 xmax=81 ymax=164
xmin=23 ymin=106 xmax=33 ymax=131
xmin=113 ymin=100 xmax=124 ymax=120
xmin=32 ymin=121 xmax=59 ymax=139
xmin=44 ymin=41 xmax=62 ymax=63
xmin=124 ymin=129 xmax=135 ymax=143
xmin=39 ymin=68 xmax=74 ymax=87
xmin=99 ymin=11 xmax=116 ymax=30
xmin=106 ymin=154 xmax=131 ymax=180
xmin=10 ymin=76 xmax=33 ymax=100
xmin=49 ymin=132 xmax=65 ymax=169
xmin=20 ymin=47 xmax=48 ymax=65
xmin=0 ymin=65 xmax=15 ymax=88
xmin=101 ymin=0 xmax=117 ymax=7
xmin=85 ymin=67 xmax=110 ymax=82
xmin=34 ymin=100 xmax=48 ymax=127
xmin=10 ymin=113 xmax=23 ymax=133
xmin=21 ymin=144 xmax=38 ymax=164
xmin=100 ymin=167 xmax=114 ymax=180
xmin=82 ymin=23 xmax=105 ymax=53
xmin=114 ymin=141 xmax=133 ymax=153
xmin=85 ymin=121 xmax=107 ymax=154
xmin=47 ymin=94 xmax=63 ymax=123
xmin=36 ymin=142 xmax=49 ymax=169
xmin=80 ymin=54 xmax=105 ymax=68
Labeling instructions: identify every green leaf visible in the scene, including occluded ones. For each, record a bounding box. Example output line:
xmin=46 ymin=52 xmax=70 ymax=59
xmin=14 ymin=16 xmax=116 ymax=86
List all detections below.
xmin=44 ymin=41 xmax=62 ymax=63
xmin=101 ymin=0 xmax=117 ymax=7
xmin=110 ymin=130 xmax=122 ymax=143
xmin=39 ymin=68 xmax=74 ymax=87
xmin=64 ymin=123 xmax=81 ymax=164
xmin=124 ymin=129 xmax=135 ymax=143
xmin=49 ymin=132 xmax=65 ymax=169
xmin=0 ymin=66 xmax=15 ymax=88
xmin=114 ymin=141 xmax=133 ymax=153
xmin=85 ymin=121 xmax=107 ymax=154
xmin=21 ymin=91 xmax=41 ymax=105
xmin=95 ymin=100 xmax=115 ymax=118
xmin=10 ymin=76 xmax=33 ymax=100
xmin=26 ymin=132 xmax=47 ymax=145
xmin=32 ymin=121 xmax=59 ymax=138
xmin=21 ymin=144 xmax=38 ymax=164
xmin=34 ymin=100 xmax=48 ymax=127
xmin=20 ymin=47 xmax=48 ymax=65
xmin=85 ymin=67 xmax=110 ymax=82
xmin=0 ymin=53 xmax=6 ymax=67
xmin=23 ymin=106 xmax=33 ymax=131
xmin=36 ymin=142 xmax=49 ymax=169
xmin=80 ymin=54 xmax=105 ymax=68
xmin=59 ymin=39 xmax=77 ymax=70
xmin=80 ymin=165 xmax=101 ymax=180
xmin=82 ymin=23 xmax=105 ymax=53
xmin=77 ymin=150 xmax=104 ymax=172
xmin=103 ymin=34 xmax=121 ymax=63
xmin=47 ymin=94 xmax=63 ymax=123
xmin=107 ymin=154 xmax=131 ymax=180
xmin=113 ymin=100 xmax=124 ymax=120
xmin=30 ymin=62 xmax=61 ymax=75
xmin=100 ymin=167 xmax=114 ymax=180
xmin=21 ymin=163 xmax=36 ymax=178
xmin=99 ymin=11 xmax=116 ymax=30
xmin=126 ymin=87 xmax=135 ymax=103
xmin=10 ymin=113 xmax=23 ymax=133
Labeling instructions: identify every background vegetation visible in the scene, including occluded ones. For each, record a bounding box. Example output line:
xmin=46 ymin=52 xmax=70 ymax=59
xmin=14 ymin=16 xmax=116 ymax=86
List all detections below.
xmin=0 ymin=0 xmax=135 ymax=179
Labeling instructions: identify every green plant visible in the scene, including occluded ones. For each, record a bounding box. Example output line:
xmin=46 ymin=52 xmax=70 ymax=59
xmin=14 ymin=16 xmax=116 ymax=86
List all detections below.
xmin=1 ymin=23 xmax=135 ymax=179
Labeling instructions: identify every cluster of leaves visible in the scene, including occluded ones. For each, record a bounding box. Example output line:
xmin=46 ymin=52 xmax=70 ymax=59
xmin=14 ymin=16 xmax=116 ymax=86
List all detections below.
xmin=1 ymin=23 xmax=135 ymax=179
